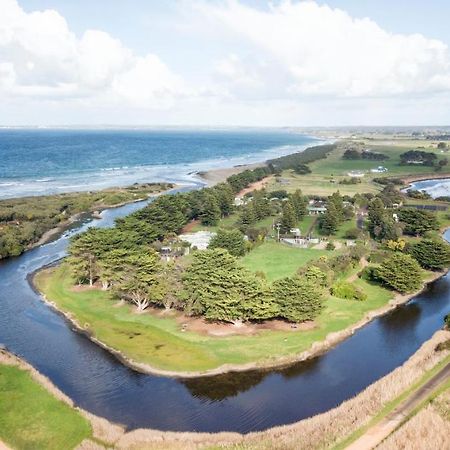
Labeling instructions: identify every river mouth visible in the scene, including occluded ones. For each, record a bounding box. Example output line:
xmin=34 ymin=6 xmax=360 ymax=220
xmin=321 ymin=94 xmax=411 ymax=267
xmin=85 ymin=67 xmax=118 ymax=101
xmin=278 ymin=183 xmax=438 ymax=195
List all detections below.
xmin=0 ymin=190 xmax=449 ymax=433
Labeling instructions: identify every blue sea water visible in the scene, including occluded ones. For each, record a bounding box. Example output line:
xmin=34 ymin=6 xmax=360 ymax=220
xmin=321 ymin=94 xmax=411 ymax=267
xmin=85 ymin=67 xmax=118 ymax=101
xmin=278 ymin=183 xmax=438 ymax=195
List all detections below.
xmin=0 ymin=128 xmax=319 ymax=199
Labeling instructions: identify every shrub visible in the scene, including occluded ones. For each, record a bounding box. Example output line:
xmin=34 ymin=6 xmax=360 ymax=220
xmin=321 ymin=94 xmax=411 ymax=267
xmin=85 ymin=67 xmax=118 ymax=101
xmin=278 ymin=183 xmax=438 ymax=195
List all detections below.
xmin=345 ymin=228 xmax=361 ymax=239
xmin=326 ymin=241 xmax=336 ymax=251
xmin=331 ymin=282 xmax=367 ymax=301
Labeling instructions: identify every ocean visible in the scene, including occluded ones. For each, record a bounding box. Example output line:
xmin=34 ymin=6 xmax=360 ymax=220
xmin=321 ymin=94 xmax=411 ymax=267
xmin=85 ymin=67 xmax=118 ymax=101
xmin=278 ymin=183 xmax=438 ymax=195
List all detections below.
xmin=0 ymin=128 xmax=319 ymax=199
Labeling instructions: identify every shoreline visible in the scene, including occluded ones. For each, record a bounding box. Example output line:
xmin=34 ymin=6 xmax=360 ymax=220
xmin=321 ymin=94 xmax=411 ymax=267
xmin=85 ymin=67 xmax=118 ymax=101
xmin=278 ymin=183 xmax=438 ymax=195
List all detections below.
xmin=32 ymin=265 xmax=448 ymax=379
xmin=1 ymin=330 xmax=448 ymax=449
xmin=196 ymin=137 xmax=334 ymax=187
xmin=22 ymin=185 xmax=177 ymax=252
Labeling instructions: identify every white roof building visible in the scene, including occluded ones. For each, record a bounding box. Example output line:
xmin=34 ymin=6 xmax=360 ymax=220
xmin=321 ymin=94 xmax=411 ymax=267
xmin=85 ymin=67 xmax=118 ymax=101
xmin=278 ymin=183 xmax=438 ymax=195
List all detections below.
xmin=179 ymin=231 xmax=216 ymax=250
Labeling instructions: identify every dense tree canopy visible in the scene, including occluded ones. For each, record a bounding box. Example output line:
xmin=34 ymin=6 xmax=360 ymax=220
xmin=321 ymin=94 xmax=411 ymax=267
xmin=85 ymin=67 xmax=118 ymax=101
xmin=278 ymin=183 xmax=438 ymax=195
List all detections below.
xmin=398 ymin=208 xmax=439 ymax=236
xmin=367 ymin=198 xmax=401 ymax=241
xmin=408 ymin=239 xmax=450 ymax=270
xmin=181 ymin=249 xmax=278 ymax=323
xmin=208 ymin=228 xmax=246 ymax=256
xmin=374 ymin=253 xmax=422 ymax=293
xmin=272 ymin=277 xmax=324 ymax=322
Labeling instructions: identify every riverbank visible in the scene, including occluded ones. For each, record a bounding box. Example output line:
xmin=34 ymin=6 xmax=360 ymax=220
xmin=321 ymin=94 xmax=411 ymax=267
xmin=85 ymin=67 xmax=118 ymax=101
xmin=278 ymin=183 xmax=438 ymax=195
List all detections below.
xmin=0 ymin=183 xmax=174 ymax=260
xmin=33 ymin=261 xmax=447 ymax=378
xmin=1 ymin=330 xmax=448 ymax=449
xmin=30 ymin=185 xmax=176 ymax=250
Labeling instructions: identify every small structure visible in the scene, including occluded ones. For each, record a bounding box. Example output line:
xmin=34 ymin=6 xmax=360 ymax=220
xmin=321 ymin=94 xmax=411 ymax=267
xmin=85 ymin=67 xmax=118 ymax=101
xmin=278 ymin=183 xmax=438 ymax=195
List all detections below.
xmin=370 ymin=166 xmax=388 ymax=173
xmin=347 ymin=171 xmax=365 ymax=178
xmin=179 ymin=231 xmax=216 ymax=250
xmin=307 ymin=200 xmax=327 ymax=215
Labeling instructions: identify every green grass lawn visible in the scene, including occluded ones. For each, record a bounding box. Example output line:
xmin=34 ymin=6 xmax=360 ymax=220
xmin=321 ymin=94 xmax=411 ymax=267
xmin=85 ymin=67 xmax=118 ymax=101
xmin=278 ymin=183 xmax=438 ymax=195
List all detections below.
xmin=0 ymin=364 xmax=91 ymax=450
xmin=241 ymin=241 xmax=327 ymax=281
xmin=34 ymin=263 xmax=393 ymax=374
xmin=267 ymin=140 xmax=450 ymax=197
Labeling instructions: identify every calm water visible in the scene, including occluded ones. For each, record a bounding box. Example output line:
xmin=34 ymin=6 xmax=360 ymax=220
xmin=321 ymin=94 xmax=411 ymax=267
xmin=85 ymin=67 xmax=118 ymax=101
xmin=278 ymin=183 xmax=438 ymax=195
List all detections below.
xmin=408 ymin=178 xmax=450 ymax=198
xmin=0 ymin=128 xmax=318 ymax=198
xmin=0 ymin=191 xmax=449 ymax=432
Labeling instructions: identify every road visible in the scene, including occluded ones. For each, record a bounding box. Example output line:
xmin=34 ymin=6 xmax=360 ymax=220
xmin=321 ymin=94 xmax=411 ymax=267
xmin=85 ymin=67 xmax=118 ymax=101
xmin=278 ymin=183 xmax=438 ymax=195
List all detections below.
xmin=345 ymin=361 xmax=450 ymax=450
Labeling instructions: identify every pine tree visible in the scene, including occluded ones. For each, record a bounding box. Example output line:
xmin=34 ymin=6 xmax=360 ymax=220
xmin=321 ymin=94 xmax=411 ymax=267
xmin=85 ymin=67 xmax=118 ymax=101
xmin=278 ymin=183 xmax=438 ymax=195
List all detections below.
xmin=209 ymin=228 xmax=246 ymax=256
xmin=320 ymin=202 xmax=339 ymax=235
xmin=281 ymin=200 xmax=297 ymax=232
xmin=408 ymin=239 xmax=450 ymax=270
xmin=240 ymin=203 xmax=257 ymax=228
xmin=252 ymin=190 xmax=272 ymax=220
xmin=290 ymin=189 xmax=307 ymax=221
xmin=200 ymin=193 xmax=221 ymax=226
xmin=328 ymin=191 xmax=345 ymax=222
xmin=374 ymin=253 xmax=422 ymax=293
xmin=273 ymin=277 xmax=324 ymax=322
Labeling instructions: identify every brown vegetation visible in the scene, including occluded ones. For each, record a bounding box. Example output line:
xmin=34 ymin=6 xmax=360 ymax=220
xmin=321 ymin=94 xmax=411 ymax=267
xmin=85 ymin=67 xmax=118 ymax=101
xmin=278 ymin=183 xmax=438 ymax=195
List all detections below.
xmin=2 ymin=330 xmax=449 ymax=449
xmin=377 ymin=390 xmax=450 ymax=450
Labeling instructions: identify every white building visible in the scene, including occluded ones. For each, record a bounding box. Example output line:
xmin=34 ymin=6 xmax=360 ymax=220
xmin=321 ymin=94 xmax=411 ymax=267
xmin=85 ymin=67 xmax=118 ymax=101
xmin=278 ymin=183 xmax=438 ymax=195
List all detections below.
xmin=179 ymin=231 xmax=216 ymax=250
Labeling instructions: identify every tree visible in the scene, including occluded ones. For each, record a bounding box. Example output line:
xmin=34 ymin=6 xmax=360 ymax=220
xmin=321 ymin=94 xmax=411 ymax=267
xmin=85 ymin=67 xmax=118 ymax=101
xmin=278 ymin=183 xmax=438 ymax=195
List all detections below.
xmin=374 ymin=253 xmax=422 ymax=293
xmin=240 ymin=203 xmax=257 ymax=228
xmin=367 ymin=198 xmax=401 ymax=241
xmin=181 ymin=249 xmax=278 ymax=324
xmin=378 ymin=184 xmax=403 ymax=207
xmin=319 ymin=202 xmax=339 ymax=235
xmin=398 ymin=208 xmax=439 ymax=236
xmin=328 ymin=192 xmax=345 ymax=222
xmin=280 ymin=200 xmax=297 ymax=232
xmin=208 ymin=228 xmax=246 ymax=257
xmin=212 ymin=183 xmax=235 ymax=217
xmin=342 ymin=149 xmax=361 ymax=159
xmin=272 ymin=277 xmax=324 ymax=322
xmin=408 ymin=239 xmax=450 ymax=270
xmin=293 ymin=164 xmax=311 ymax=175
xmin=68 ymin=228 xmax=102 ymax=286
xmin=113 ymin=249 xmax=166 ymax=311
xmin=437 ymin=142 xmax=447 ymax=150
xmin=290 ymin=190 xmax=308 ymax=221
xmin=199 ymin=193 xmax=221 ymax=226
xmin=252 ymin=190 xmax=272 ymax=220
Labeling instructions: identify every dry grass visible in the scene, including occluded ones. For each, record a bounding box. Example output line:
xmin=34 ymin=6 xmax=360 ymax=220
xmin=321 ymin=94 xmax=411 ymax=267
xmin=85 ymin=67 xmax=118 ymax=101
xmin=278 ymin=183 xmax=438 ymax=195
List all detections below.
xmin=377 ymin=390 xmax=450 ymax=450
xmin=114 ymin=330 xmax=450 ymax=449
xmin=2 ymin=330 xmax=449 ymax=450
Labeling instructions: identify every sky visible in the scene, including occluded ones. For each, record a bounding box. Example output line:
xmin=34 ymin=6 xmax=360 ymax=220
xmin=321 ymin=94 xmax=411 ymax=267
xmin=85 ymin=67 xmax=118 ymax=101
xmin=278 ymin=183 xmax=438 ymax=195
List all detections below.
xmin=1 ymin=0 xmax=450 ymax=126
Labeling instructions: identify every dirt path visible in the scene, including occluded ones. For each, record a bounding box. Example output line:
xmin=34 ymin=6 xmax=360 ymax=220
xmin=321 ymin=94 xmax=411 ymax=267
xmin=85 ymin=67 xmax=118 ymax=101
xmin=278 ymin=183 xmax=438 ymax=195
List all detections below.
xmin=345 ymin=361 xmax=450 ymax=450
xmin=236 ymin=176 xmax=273 ymax=198
xmin=347 ymin=258 xmax=368 ymax=283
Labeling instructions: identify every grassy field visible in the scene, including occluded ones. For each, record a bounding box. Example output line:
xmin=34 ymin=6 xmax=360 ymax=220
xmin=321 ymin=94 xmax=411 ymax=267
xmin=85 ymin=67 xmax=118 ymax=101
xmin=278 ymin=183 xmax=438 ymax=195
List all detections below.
xmin=35 ymin=263 xmax=393 ymax=373
xmin=267 ymin=139 xmax=450 ymax=197
xmin=241 ymin=241 xmax=327 ymax=281
xmin=0 ymin=364 xmax=91 ymax=449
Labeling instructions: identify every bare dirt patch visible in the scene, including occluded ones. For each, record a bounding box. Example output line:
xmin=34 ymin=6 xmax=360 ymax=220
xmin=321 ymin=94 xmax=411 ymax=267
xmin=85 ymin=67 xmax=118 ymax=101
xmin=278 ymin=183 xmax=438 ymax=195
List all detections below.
xmin=237 ymin=176 xmax=273 ymax=198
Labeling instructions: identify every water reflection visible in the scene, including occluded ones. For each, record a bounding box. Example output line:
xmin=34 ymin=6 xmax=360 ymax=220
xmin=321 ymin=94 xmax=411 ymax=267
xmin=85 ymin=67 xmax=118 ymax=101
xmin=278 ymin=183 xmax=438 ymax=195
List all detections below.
xmin=0 ymin=192 xmax=448 ymax=433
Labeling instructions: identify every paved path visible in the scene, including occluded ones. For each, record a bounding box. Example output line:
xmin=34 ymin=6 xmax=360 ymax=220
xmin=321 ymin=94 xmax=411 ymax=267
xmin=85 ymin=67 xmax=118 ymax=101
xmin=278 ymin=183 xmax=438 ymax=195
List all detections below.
xmin=345 ymin=361 xmax=450 ymax=450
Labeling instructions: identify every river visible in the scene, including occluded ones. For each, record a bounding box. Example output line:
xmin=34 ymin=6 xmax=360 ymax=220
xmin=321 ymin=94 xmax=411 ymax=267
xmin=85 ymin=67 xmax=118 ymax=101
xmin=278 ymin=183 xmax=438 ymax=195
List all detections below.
xmin=0 ymin=189 xmax=449 ymax=433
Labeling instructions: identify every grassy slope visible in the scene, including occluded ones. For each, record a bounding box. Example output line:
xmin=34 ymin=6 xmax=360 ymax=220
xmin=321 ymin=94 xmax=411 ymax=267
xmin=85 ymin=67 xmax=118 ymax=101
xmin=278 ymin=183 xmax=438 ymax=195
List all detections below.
xmin=35 ymin=264 xmax=393 ymax=373
xmin=0 ymin=364 xmax=91 ymax=450
xmin=241 ymin=241 xmax=327 ymax=281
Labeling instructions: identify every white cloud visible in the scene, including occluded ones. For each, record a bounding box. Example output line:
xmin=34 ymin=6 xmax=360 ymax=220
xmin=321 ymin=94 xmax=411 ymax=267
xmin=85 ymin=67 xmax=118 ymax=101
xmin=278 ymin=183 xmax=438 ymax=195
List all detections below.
xmin=1 ymin=0 xmax=450 ymax=125
xmin=197 ymin=0 xmax=450 ymax=98
xmin=0 ymin=0 xmax=186 ymax=106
